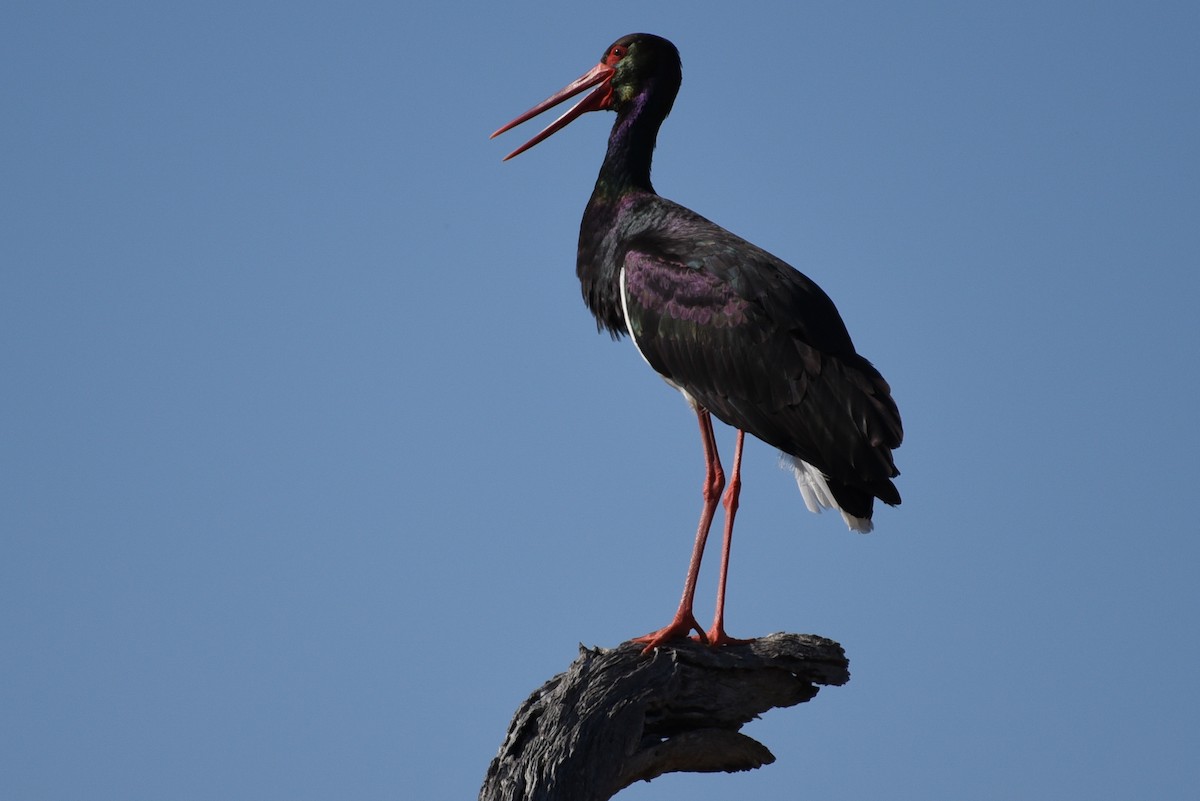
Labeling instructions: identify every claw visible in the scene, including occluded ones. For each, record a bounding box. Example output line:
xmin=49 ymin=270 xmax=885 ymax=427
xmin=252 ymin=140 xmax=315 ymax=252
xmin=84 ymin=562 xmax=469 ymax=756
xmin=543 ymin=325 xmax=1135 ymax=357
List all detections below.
xmin=633 ymin=612 xmax=707 ymax=653
xmin=703 ymin=624 xmax=753 ymax=649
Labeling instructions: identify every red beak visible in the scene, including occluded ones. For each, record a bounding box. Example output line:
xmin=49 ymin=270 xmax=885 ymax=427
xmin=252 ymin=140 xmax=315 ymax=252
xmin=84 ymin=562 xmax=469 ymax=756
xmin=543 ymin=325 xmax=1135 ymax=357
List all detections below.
xmin=490 ymin=62 xmax=616 ymax=160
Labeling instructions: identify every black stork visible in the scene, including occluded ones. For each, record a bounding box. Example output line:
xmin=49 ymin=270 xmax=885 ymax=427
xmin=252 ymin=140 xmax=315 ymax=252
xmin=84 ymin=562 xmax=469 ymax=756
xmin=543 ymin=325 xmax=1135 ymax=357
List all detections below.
xmin=492 ymin=33 xmax=902 ymax=650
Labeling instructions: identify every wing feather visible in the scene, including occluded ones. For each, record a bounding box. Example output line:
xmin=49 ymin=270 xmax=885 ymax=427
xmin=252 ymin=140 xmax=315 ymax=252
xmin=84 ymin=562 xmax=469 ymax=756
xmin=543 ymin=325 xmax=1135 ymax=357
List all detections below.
xmin=619 ymin=232 xmax=901 ymax=515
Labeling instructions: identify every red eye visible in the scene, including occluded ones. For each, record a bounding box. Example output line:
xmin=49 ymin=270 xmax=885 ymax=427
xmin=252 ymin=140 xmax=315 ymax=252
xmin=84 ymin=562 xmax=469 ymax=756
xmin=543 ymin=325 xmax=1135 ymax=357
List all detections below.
xmin=603 ymin=44 xmax=627 ymax=66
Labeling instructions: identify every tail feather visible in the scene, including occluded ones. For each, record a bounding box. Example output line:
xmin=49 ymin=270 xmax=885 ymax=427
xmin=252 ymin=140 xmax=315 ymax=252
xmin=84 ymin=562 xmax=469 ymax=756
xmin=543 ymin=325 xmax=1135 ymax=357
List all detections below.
xmin=781 ymin=454 xmax=874 ymax=533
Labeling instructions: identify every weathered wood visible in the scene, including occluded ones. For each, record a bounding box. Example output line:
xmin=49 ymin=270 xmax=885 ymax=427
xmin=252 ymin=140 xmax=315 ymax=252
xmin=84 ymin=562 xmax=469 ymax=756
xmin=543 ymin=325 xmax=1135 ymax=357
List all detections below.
xmin=479 ymin=632 xmax=849 ymax=801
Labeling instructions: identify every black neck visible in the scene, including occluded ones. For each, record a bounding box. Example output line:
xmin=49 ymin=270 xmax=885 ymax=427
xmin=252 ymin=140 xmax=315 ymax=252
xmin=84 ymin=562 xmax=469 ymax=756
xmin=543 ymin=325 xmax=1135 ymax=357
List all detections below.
xmin=594 ymin=86 xmax=671 ymax=196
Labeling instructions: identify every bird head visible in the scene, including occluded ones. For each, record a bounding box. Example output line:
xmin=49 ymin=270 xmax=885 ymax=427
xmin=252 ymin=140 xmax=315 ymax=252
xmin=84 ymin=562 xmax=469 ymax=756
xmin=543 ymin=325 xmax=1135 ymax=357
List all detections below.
xmin=491 ymin=33 xmax=681 ymax=161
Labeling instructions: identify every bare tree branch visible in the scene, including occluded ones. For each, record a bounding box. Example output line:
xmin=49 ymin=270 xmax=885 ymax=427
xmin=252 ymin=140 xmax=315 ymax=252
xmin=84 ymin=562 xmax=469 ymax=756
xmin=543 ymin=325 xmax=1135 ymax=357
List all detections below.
xmin=480 ymin=632 xmax=849 ymax=801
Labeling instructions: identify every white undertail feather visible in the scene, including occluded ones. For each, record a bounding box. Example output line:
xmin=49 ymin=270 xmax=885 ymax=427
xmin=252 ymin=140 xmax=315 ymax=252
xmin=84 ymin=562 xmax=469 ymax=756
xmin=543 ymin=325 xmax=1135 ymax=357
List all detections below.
xmin=781 ymin=454 xmax=873 ymax=533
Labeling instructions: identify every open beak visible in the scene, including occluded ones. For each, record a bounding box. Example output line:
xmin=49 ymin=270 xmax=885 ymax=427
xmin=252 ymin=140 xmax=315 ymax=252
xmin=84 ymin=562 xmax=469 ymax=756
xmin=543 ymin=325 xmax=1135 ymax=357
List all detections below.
xmin=490 ymin=61 xmax=616 ymax=160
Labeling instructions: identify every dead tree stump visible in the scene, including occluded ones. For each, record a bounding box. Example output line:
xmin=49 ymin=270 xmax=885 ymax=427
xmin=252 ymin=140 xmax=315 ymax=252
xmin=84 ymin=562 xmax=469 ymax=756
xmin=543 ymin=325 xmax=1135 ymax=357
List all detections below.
xmin=479 ymin=632 xmax=849 ymax=801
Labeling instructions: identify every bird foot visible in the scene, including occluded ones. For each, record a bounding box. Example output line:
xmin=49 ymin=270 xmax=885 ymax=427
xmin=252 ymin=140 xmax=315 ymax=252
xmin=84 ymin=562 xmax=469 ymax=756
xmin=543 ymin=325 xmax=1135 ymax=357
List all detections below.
xmin=633 ymin=612 xmax=708 ymax=653
xmin=704 ymin=624 xmax=753 ymax=649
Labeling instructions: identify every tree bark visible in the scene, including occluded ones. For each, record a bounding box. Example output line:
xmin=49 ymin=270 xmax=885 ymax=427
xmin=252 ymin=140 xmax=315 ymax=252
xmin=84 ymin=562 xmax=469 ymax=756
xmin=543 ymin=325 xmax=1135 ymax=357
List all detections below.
xmin=479 ymin=632 xmax=849 ymax=801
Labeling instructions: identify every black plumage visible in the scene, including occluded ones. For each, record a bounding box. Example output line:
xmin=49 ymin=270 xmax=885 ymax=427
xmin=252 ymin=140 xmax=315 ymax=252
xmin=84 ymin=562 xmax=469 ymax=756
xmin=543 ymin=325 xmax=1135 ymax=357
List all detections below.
xmin=493 ymin=33 xmax=902 ymax=649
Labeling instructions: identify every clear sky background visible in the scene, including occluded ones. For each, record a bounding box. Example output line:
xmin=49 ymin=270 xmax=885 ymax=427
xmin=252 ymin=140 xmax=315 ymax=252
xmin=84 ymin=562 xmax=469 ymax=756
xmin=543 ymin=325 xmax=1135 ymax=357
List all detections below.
xmin=3 ymin=2 xmax=1198 ymax=799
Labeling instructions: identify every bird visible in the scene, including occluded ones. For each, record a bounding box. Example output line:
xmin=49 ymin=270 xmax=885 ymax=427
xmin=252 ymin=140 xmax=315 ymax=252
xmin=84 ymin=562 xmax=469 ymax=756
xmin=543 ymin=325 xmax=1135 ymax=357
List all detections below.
xmin=491 ymin=33 xmax=902 ymax=651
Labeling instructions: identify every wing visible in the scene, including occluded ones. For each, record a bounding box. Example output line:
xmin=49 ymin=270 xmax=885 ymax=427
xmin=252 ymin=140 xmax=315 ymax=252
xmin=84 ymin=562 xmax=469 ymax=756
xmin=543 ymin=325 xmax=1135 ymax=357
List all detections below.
xmin=619 ymin=230 xmax=902 ymax=509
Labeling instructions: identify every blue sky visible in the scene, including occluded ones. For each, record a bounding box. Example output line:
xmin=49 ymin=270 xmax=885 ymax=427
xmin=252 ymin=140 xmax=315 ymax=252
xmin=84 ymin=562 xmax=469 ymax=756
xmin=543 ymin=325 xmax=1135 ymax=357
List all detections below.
xmin=3 ymin=2 xmax=1198 ymax=799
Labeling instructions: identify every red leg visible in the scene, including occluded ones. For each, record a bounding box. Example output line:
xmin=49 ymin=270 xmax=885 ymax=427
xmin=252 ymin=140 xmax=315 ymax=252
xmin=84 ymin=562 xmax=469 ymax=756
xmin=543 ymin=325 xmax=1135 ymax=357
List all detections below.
xmin=634 ymin=408 xmax=724 ymax=652
xmin=706 ymin=428 xmax=751 ymax=647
